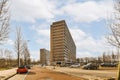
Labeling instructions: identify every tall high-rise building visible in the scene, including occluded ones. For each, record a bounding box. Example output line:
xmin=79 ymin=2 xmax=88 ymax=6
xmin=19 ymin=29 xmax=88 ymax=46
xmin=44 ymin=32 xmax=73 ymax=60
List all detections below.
xmin=50 ymin=20 xmax=76 ymax=66
xmin=40 ymin=48 xmax=50 ymax=66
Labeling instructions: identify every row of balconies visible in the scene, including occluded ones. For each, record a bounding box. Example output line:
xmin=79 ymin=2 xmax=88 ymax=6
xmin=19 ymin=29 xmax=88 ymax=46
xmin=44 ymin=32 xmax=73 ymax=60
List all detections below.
xmin=50 ymin=21 xmax=76 ymax=63
xmin=52 ymin=21 xmax=65 ymax=27
xmin=51 ymin=28 xmax=64 ymax=32
xmin=51 ymin=26 xmax=64 ymax=31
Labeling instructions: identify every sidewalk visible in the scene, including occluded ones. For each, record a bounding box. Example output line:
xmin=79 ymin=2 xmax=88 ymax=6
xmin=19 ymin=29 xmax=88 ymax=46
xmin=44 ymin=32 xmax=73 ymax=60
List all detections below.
xmin=0 ymin=68 xmax=17 ymax=80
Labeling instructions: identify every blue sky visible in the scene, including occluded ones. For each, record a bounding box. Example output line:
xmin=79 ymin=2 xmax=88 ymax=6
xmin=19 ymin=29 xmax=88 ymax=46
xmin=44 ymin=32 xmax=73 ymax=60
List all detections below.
xmin=0 ymin=0 xmax=115 ymax=61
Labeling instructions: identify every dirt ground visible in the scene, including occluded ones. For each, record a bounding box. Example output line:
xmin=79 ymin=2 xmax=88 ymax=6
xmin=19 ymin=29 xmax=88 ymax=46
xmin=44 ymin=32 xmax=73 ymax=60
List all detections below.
xmin=98 ymin=66 xmax=118 ymax=71
xmin=25 ymin=66 xmax=86 ymax=80
xmin=45 ymin=66 xmax=118 ymax=80
xmin=7 ymin=65 xmax=118 ymax=80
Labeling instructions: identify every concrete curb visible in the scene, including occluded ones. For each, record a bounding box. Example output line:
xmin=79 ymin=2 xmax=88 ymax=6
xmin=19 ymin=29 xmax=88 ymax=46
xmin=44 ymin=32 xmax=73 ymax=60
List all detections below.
xmin=4 ymin=73 xmax=16 ymax=80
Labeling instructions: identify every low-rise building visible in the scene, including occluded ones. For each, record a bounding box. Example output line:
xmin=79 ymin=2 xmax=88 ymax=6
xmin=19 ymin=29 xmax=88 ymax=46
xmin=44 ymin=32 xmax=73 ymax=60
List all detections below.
xmin=40 ymin=48 xmax=50 ymax=66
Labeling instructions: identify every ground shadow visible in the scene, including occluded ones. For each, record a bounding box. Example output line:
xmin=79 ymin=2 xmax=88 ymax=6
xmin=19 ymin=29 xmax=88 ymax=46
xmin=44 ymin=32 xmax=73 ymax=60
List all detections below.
xmin=41 ymin=71 xmax=70 ymax=76
xmin=27 ymin=72 xmax=36 ymax=75
xmin=0 ymin=76 xmax=5 ymax=78
xmin=38 ymin=77 xmax=53 ymax=80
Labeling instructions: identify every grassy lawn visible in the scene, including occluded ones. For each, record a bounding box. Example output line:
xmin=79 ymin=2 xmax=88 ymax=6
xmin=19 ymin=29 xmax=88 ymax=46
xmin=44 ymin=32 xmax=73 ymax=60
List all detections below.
xmin=0 ymin=67 xmax=12 ymax=71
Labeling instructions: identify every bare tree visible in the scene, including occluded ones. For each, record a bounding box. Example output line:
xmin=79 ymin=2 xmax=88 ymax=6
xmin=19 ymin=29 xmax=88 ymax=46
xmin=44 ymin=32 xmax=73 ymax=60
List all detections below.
xmin=84 ymin=57 xmax=89 ymax=63
xmin=0 ymin=48 xmax=13 ymax=67
xmin=14 ymin=27 xmax=24 ymax=67
xmin=22 ymin=40 xmax=30 ymax=65
xmin=0 ymin=0 xmax=10 ymax=42
xmin=102 ymin=52 xmax=106 ymax=63
xmin=5 ymin=49 xmax=12 ymax=66
xmin=0 ymin=48 xmax=4 ymax=59
xmin=111 ymin=51 xmax=116 ymax=62
xmin=107 ymin=0 xmax=120 ymax=79
xmin=107 ymin=0 xmax=120 ymax=48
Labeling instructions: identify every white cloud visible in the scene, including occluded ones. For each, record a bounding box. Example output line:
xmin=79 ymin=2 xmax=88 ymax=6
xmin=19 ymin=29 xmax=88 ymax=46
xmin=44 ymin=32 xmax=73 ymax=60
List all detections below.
xmin=33 ymin=29 xmax=50 ymax=60
xmin=76 ymin=51 xmax=94 ymax=58
xmin=37 ymin=29 xmax=50 ymax=37
xmin=11 ymin=0 xmax=59 ymax=23
xmin=36 ymin=29 xmax=50 ymax=50
xmin=11 ymin=0 xmax=113 ymax=23
xmin=30 ymin=50 xmax=40 ymax=61
xmin=29 ymin=22 xmax=51 ymax=50
xmin=7 ymin=39 xmax=14 ymax=45
xmin=61 ymin=0 xmax=113 ymax=23
xmin=18 ymin=0 xmax=115 ymax=59
xmin=0 ymin=39 xmax=14 ymax=46
xmin=70 ymin=29 xmax=112 ymax=57
xmin=33 ymin=27 xmax=112 ymax=58
xmin=36 ymin=38 xmax=50 ymax=50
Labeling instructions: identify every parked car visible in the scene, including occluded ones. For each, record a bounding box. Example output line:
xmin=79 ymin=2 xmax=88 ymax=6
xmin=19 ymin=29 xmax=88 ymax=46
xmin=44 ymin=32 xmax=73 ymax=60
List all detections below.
xmin=17 ymin=66 xmax=28 ymax=74
xmin=26 ymin=65 xmax=31 ymax=69
xmin=82 ymin=63 xmax=99 ymax=70
xmin=29 ymin=64 xmax=33 ymax=67
xmin=69 ymin=63 xmax=80 ymax=68
xmin=100 ymin=63 xmax=118 ymax=67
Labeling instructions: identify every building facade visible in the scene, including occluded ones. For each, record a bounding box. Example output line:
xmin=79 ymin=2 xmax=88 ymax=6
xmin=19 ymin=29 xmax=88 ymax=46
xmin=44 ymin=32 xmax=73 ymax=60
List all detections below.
xmin=40 ymin=48 xmax=50 ymax=66
xmin=50 ymin=20 xmax=76 ymax=66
